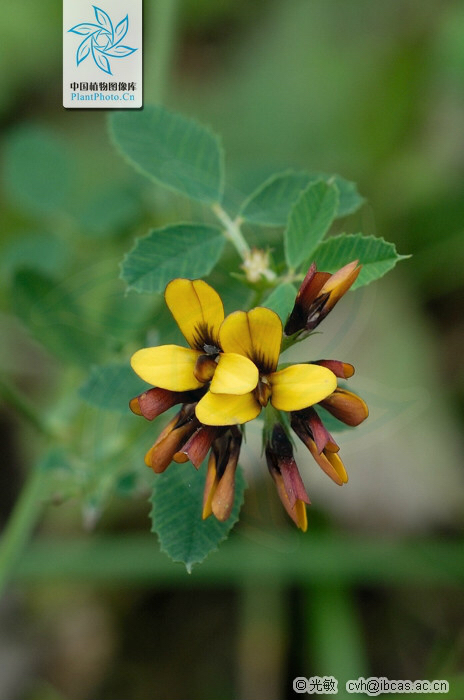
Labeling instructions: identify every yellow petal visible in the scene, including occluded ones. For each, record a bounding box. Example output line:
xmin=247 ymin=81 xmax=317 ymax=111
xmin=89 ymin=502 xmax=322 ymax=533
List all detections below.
xmin=211 ymin=458 xmax=237 ymax=521
xmin=219 ymin=307 xmax=282 ymax=373
xmin=209 ymin=353 xmax=259 ymax=395
xmin=269 ymin=364 xmax=337 ymax=411
xmin=165 ymin=279 xmax=224 ymax=350
xmin=196 ymin=391 xmax=261 ymax=426
xmin=326 ymin=450 xmax=348 ymax=484
xmin=202 ymin=453 xmax=218 ymax=520
xmin=320 ymin=260 xmax=360 ymax=298
xmin=294 ymin=500 xmax=308 ymax=532
xmin=131 ymin=345 xmax=202 ymax=391
xmin=306 ymin=438 xmax=348 ymax=485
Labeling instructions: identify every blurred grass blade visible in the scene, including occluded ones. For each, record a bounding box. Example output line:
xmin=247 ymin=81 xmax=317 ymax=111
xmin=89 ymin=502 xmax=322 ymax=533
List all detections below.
xmin=0 ymin=455 xmax=57 ymax=596
xmin=237 ymin=585 xmax=287 ymax=700
xmin=306 ymin=584 xmax=368 ymax=698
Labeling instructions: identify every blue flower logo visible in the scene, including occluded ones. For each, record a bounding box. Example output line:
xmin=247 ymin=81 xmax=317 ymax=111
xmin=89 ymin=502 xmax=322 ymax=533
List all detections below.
xmin=68 ymin=5 xmax=137 ymax=75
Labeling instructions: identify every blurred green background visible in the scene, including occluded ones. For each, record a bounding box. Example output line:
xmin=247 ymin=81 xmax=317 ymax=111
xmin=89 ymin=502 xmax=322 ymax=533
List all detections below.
xmin=1 ymin=0 xmax=464 ymax=698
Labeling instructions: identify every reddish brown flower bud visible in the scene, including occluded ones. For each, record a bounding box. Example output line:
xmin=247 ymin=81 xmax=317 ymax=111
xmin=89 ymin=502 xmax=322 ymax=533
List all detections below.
xmin=265 ymin=424 xmax=310 ymax=531
xmin=203 ymin=428 xmax=242 ymax=522
xmin=313 ymin=359 xmax=355 ymax=379
xmin=179 ymin=425 xmax=224 ymax=469
xmin=285 ymin=260 xmax=361 ymax=335
xmin=307 ymin=441 xmax=348 ymax=485
xmin=291 ymin=410 xmax=347 ymax=486
xmin=144 ymin=404 xmax=199 ymax=474
xmin=320 ymin=388 xmax=369 ymax=426
xmin=292 ymin=406 xmax=338 ymax=454
xmin=130 ymin=387 xmax=190 ymax=421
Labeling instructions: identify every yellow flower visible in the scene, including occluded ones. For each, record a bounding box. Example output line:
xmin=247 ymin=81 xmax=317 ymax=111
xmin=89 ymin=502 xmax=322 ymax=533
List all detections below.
xmin=131 ymin=278 xmax=258 ymax=395
xmin=129 ymin=263 xmax=368 ymax=530
xmin=195 ymin=306 xmax=337 ymax=425
xmin=131 ymin=278 xmax=336 ymax=429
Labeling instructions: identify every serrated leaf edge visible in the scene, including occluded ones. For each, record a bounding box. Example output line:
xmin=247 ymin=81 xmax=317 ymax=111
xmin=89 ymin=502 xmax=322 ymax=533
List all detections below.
xmin=311 ymin=233 xmax=411 ymax=289
xmin=149 ymin=464 xmax=246 ymax=572
xmin=119 ymin=222 xmax=224 ymax=293
xmin=108 ymin=106 xmax=226 ymax=205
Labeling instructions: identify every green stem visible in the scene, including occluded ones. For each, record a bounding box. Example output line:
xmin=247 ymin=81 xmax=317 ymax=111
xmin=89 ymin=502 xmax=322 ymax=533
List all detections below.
xmin=147 ymin=0 xmax=180 ymax=103
xmin=212 ymin=203 xmax=251 ymax=260
xmin=0 ymin=377 xmax=54 ymax=439
xmin=0 ymin=467 xmax=48 ymax=595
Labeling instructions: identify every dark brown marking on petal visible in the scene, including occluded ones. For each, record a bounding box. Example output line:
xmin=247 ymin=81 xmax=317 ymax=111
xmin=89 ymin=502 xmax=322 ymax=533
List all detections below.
xmin=191 ymin=321 xmax=221 ymax=353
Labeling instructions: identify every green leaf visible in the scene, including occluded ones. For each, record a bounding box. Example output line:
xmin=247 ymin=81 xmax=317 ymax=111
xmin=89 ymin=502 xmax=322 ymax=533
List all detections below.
xmin=10 ymin=269 xmax=102 ymax=366
xmin=110 ymin=105 xmax=224 ymax=204
xmin=3 ymin=125 xmax=72 ymax=216
xmin=239 ymin=171 xmax=364 ymax=226
xmin=328 ymin=174 xmax=365 ymax=217
xmin=311 ymin=234 xmax=409 ymax=289
xmin=284 ymin=180 xmax=339 ymax=269
xmin=121 ymin=223 xmax=225 ymax=293
xmin=79 ymin=363 xmax=149 ymax=413
xmin=240 ymin=171 xmax=310 ymax=226
xmin=150 ymin=461 xmax=246 ymax=571
xmin=263 ymin=283 xmax=297 ymax=324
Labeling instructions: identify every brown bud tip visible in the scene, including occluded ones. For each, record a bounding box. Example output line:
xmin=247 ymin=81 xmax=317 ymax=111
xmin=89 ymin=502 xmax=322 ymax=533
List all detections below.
xmin=131 ymin=387 xmax=187 ymax=421
xmin=314 ymin=359 xmax=355 ymax=379
xmin=320 ymin=388 xmax=369 ymax=427
xmin=129 ymin=396 xmax=142 ymax=415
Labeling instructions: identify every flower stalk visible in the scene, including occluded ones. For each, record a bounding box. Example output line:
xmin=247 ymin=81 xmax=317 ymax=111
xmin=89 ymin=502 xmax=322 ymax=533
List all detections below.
xmin=212 ymin=203 xmax=251 ymax=259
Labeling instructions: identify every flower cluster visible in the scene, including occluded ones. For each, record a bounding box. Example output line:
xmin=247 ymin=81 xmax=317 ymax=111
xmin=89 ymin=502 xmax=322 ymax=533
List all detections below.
xmin=129 ymin=262 xmax=368 ymax=529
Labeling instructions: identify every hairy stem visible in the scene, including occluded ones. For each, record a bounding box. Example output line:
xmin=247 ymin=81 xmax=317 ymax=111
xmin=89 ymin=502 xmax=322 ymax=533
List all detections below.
xmin=212 ymin=204 xmax=251 ymax=260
